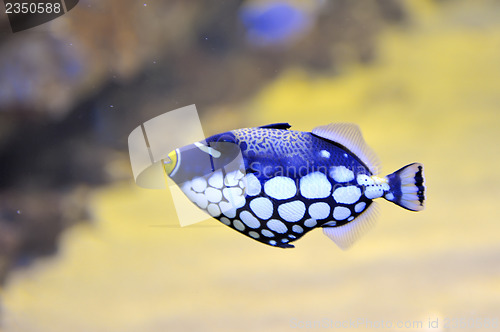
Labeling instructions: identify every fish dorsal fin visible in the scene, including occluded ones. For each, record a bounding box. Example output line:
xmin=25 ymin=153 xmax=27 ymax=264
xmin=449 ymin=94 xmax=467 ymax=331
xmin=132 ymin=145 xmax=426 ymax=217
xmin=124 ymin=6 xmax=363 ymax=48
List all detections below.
xmin=312 ymin=123 xmax=380 ymax=174
xmin=259 ymin=123 xmax=292 ymax=130
xmin=322 ymin=202 xmax=379 ymax=250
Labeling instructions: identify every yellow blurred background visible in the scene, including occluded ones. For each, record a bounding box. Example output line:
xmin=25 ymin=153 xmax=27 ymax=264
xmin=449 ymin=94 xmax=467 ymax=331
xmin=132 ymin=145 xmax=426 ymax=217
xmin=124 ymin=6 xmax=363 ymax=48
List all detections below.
xmin=1 ymin=0 xmax=500 ymax=331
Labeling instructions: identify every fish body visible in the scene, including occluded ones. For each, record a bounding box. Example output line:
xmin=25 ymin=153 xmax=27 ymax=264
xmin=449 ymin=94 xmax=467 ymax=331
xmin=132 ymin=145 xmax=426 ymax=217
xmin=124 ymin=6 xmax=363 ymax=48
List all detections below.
xmin=164 ymin=123 xmax=425 ymax=249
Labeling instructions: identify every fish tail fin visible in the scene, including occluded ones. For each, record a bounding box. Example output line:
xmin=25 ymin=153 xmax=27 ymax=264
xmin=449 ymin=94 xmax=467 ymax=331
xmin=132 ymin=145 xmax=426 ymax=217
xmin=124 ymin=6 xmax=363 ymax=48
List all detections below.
xmin=384 ymin=163 xmax=425 ymax=211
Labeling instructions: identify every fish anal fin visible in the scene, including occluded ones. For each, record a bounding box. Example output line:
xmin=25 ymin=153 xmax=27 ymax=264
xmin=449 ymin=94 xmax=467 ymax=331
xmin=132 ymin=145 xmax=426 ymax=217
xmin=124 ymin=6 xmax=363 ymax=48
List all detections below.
xmin=312 ymin=123 xmax=380 ymax=174
xmin=259 ymin=123 xmax=292 ymax=130
xmin=322 ymin=202 xmax=379 ymax=250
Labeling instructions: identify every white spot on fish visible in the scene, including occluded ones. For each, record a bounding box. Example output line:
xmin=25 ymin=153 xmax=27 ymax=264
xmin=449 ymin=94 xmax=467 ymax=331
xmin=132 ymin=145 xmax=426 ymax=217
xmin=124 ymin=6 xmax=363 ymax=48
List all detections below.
xmin=365 ymin=186 xmax=384 ymax=199
xmin=250 ymin=197 xmax=273 ymax=220
xmin=208 ymin=170 xmax=223 ymax=189
xmin=220 ymin=217 xmax=231 ymax=225
xmin=223 ymin=187 xmax=245 ymax=208
xmin=304 ymin=218 xmax=317 ymax=227
xmin=347 ymin=216 xmax=354 ymax=221
xmin=233 ymin=219 xmax=245 ymax=231
xmin=184 ymin=188 xmax=197 ymax=202
xmin=245 ymin=173 xmax=261 ymax=196
xmin=267 ymin=219 xmax=288 ymax=234
xmin=249 ymin=231 xmax=260 ymax=239
xmin=223 ymin=187 xmax=243 ymax=200
xmin=329 ymin=166 xmax=354 ymax=183
xmin=205 ymin=187 xmax=222 ymax=203
xmin=194 ymin=193 xmax=208 ymax=209
xmin=219 ymin=201 xmax=237 ymax=218
xmin=278 ymin=201 xmax=306 ymax=222
xmin=181 ymin=181 xmax=192 ymax=195
xmin=343 ymin=153 xmax=348 ymax=158
xmin=300 ymin=172 xmax=331 ymax=199
xmin=281 ymin=238 xmax=289 ymax=243
xmin=262 ymin=229 xmax=274 ymax=237
xmin=264 ymin=176 xmax=296 ymax=200
xmin=357 ymin=174 xmax=374 ymax=186
xmin=332 ymin=186 xmax=361 ymax=204
xmin=354 ymin=202 xmax=366 ymax=213
xmin=289 ymin=234 xmax=296 ymax=239
xmin=269 ymin=240 xmax=277 ymax=246
xmin=239 ymin=211 xmax=260 ymax=229
xmin=207 ymin=203 xmax=221 ymax=217
xmin=333 ymin=206 xmax=351 ymax=220
xmin=192 ymin=177 xmax=207 ymax=192
xmin=385 ymin=193 xmax=394 ymax=201
xmin=324 ymin=220 xmax=336 ymax=227
xmin=320 ymin=150 xmax=330 ymax=158
xmin=308 ymin=202 xmax=330 ymax=220
xmin=224 ymin=171 xmax=240 ymax=187
xmin=186 ymin=189 xmax=210 ymax=210
xmin=292 ymin=225 xmax=303 ymax=233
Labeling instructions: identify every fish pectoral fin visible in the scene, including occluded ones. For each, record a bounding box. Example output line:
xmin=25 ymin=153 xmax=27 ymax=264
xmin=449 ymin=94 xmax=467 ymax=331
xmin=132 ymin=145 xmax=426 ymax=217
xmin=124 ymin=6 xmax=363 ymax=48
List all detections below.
xmin=258 ymin=123 xmax=292 ymax=130
xmin=322 ymin=202 xmax=379 ymax=250
xmin=312 ymin=123 xmax=380 ymax=174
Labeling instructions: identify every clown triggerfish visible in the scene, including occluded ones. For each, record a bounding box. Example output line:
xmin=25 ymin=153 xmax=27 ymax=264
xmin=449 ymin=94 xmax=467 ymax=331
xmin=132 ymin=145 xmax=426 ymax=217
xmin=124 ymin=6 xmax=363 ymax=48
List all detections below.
xmin=163 ymin=123 xmax=425 ymax=249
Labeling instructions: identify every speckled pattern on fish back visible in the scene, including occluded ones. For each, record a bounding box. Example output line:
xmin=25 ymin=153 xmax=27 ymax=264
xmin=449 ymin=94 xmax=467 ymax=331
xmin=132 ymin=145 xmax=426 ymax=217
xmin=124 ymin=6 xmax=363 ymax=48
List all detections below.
xmin=232 ymin=128 xmax=318 ymax=161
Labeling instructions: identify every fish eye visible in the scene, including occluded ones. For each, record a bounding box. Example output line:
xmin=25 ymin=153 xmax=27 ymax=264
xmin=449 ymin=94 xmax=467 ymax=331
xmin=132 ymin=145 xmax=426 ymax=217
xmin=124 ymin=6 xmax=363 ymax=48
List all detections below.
xmin=215 ymin=134 xmax=236 ymax=144
xmin=206 ymin=134 xmax=238 ymax=154
xmin=203 ymin=132 xmax=237 ymax=150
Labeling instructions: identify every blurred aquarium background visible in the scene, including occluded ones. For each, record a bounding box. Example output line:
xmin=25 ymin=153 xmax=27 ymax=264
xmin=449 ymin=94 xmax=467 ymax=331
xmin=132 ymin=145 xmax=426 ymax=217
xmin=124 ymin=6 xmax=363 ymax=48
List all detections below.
xmin=1 ymin=0 xmax=500 ymax=331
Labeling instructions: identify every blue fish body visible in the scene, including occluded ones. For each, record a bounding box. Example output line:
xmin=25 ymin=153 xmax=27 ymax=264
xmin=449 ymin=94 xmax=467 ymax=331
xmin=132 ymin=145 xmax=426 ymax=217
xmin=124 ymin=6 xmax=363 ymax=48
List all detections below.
xmin=164 ymin=123 xmax=425 ymax=249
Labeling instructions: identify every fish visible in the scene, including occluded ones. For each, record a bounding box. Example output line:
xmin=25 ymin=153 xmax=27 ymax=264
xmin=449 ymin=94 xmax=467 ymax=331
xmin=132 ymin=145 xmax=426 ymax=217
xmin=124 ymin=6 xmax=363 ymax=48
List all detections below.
xmin=163 ymin=122 xmax=425 ymax=249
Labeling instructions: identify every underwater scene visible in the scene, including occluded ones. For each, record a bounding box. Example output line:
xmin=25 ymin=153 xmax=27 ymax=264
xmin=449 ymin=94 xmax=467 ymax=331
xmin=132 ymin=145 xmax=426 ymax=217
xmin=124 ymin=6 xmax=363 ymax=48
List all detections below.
xmin=1 ymin=0 xmax=499 ymax=331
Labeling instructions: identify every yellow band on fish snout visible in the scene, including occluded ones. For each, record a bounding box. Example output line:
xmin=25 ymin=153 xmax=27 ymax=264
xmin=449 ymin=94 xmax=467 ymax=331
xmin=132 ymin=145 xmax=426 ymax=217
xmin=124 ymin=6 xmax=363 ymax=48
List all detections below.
xmin=163 ymin=150 xmax=178 ymax=176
